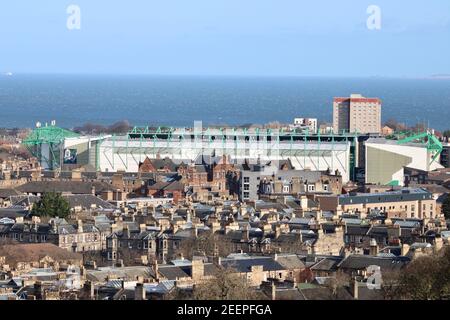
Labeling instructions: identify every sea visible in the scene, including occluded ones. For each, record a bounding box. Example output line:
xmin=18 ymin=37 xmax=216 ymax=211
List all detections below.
xmin=0 ymin=74 xmax=449 ymax=130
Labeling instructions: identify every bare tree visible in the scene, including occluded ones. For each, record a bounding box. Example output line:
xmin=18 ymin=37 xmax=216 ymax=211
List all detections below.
xmin=386 ymin=247 xmax=450 ymax=300
xmin=325 ymin=270 xmax=350 ymax=299
xmin=192 ymin=266 xmax=262 ymax=300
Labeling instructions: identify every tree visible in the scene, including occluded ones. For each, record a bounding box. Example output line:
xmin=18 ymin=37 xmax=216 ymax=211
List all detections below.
xmin=31 ymin=192 xmax=71 ymax=218
xmin=192 ymin=266 xmax=261 ymax=300
xmin=325 ymin=271 xmax=350 ymax=298
xmin=383 ymin=118 xmax=407 ymax=132
xmin=442 ymin=195 xmax=450 ymax=220
xmin=442 ymin=130 xmax=450 ymax=138
xmin=166 ymin=266 xmax=261 ymax=300
xmin=171 ymin=231 xmax=237 ymax=261
xmin=385 ymin=247 xmax=450 ymax=300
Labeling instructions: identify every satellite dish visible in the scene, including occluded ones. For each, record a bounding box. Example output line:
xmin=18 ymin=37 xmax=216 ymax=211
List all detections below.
xmin=36 ymin=122 xmax=41 ymax=128
xmin=51 ymin=120 xmax=56 ymax=126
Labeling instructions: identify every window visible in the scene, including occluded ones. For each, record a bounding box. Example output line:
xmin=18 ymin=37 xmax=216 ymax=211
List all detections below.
xmin=244 ymin=185 xmax=250 ymax=191
xmin=243 ymin=192 xmax=250 ymax=199
xmin=323 ymin=184 xmax=329 ymax=192
xmin=283 ymin=185 xmax=290 ymax=193
xmin=308 ymin=184 xmax=315 ymax=192
xmin=244 ymin=177 xmax=250 ymax=183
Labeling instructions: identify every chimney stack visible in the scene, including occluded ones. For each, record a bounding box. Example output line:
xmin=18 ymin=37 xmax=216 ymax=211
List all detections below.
xmin=123 ymin=225 xmax=130 ymax=239
xmin=153 ymin=260 xmax=159 ymax=280
xmin=350 ymin=277 xmax=359 ymax=300
xmin=77 ymin=220 xmax=83 ymax=233
xmin=401 ymin=243 xmax=410 ymax=256
xmin=134 ymin=283 xmax=146 ymax=300
xmin=191 ymin=259 xmax=205 ymax=282
xmin=271 ymin=282 xmax=276 ymax=300
xmin=84 ymin=280 xmax=95 ymax=300
xmin=369 ymin=238 xmax=379 ymax=256
xmin=275 ymin=225 xmax=281 ymax=238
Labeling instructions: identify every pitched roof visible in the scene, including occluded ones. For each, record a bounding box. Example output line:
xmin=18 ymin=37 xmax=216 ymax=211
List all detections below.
xmin=0 ymin=188 xmax=22 ymax=198
xmin=62 ymin=194 xmax=116 ymax=209
xmin=220 ymin=256 xmax=285 ymax=273
xmin=310 ymin=257 xmax=342 ymax=272
xmin=87 ymin=266 xmax=155 ymax=282
xmin=275 ymin=255 xmax=306 ymax=270
xmin=16 ymin=181 xmax=115 ymax=194
xmin=338 ymin=255 xmax=410 ymax=272
xmin=158 ymin=265 xmax=190 ymax=280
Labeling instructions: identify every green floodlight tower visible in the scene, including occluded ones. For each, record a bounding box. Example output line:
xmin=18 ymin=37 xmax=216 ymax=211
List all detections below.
xmin=396 ymin=131 xmax=443 ymax=165
xmin=22 ymin=122 xmax=80 ymax=170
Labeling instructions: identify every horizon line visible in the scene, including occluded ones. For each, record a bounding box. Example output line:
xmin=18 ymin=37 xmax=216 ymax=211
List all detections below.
xmin=2 ymin=72 xmax=450 ymax=80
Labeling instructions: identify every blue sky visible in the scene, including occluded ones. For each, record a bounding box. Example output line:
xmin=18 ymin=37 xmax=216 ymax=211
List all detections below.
xmin=1 ymin=0 xmax=450 ymax=76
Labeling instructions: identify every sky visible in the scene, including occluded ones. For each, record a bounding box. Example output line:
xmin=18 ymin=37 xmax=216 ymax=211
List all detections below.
xmin=1 ymin=0 xmax=450 ymax=77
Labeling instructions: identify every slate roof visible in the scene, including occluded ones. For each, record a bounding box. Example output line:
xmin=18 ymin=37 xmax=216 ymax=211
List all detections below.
xmin=394 ymin=220 xmax=421 ymax=228
xmin=367 ymin=226 xmax=389 ymax=238
xmin=310 ymin=257 xmax=342 ymax=272
xmin=148 ymin=180 xmax=184 ymax=191
xmin=220 ymin=257 xmax=285 ymax=273
xmin=87 ymin=266 xmax=155 ymax=282
xmin=16 ymin=181 xmax=115 ymax=194
xmin=0 ymin=208 xmax=29 ymax=218
xmin=0 ymin=188 xmax=22 ymax=198
xmin=345 ymin=225 xmax=370 ymax=236
xmin=144 ymin=280 xmax=175 ymax=294
xmin=339 ymin=188 xmax=433 ymax=205
xmin=275 ymin=288 xmax=305 ymax=300
xmin=338 ymin=255 xmax=410 ymax=272
xmin=62 ymin=194 xmax=116 ymax=209
xmin=275 ymin=254 xmax=306 ymax=270
xmin=158 ymin=265 xmax=190 ymax=280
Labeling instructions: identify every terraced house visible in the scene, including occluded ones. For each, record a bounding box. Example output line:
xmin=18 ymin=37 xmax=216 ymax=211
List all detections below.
xmin=0 ymin=217 xmax=106 ymax=252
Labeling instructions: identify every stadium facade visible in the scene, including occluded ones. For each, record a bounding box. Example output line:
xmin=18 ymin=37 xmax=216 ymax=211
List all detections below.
xmin=23 ymin=122 xmax=367 ymax=183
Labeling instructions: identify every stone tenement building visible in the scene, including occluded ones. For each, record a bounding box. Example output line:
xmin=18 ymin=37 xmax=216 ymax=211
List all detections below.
xmin=316 ymin=188 xmax=438 ymax=220
xmin=240 ymin=160 xmax=342 ymax=201
xmin=0 ymin=217 xmax=107 ymax=252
